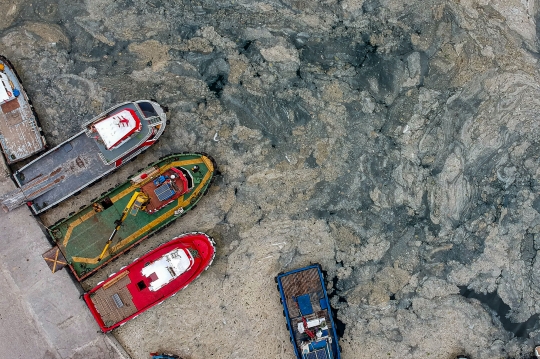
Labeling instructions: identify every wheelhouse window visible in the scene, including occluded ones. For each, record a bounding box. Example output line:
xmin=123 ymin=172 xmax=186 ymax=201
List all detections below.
xmin=137 ymin=102 xmax=158 ymax=118
xmin=179 ymin=167 xmax=194 ymax=188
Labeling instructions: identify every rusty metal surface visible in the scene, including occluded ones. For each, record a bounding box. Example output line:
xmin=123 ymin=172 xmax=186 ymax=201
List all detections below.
xmin=280 ymin=267 xmax=324 ymax=318
xmin=41 ymin=246 xmax=67 ymax=273
xmin=1 ymin=99 xmax=19 ymax=113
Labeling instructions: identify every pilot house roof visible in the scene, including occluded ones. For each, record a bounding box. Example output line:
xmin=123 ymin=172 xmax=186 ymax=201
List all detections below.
xmin=92 ymin=108 xmax=142 ymax=150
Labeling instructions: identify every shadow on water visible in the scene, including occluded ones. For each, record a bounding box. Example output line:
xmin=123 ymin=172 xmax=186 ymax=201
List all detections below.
xmin=459 ymin=286 xmax=540 ymax=338
xmin=330 ymin=304 xmax=347 ymax=338
xmin=330 ymin=278 xmax=345 ymax=338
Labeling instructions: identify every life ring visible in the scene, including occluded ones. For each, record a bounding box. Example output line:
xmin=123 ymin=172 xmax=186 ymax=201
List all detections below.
xmin=6 ymin=90 xmax=11 ymax=97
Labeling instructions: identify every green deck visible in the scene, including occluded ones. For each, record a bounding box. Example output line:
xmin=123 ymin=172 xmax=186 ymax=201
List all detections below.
xmin=48 ymin=153 xmax=216 ymax=281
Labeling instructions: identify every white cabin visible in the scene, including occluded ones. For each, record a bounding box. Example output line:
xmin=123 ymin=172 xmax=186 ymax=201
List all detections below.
xmin=141 ymin=249 xmax=194 ymax=291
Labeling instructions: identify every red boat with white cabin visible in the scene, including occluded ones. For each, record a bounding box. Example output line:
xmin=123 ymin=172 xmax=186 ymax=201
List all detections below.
xmin=83 ymin=232 xmax=215 ymax=332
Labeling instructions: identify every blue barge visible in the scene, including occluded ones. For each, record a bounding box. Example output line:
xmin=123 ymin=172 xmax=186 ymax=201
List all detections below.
xmin=275 ymin=264 xmax=341 ymax=359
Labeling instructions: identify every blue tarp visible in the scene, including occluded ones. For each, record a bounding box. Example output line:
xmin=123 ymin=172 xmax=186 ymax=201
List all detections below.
xmin=319 ymin=298 xmax=328 ymax=310
xmin=297 ymin=294 xmax=313 ymax=315
xmin=311 ymin=340 xmax=328 ymax=350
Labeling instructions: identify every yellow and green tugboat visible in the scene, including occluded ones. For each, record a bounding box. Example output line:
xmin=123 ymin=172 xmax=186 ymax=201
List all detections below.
xmin=46 ymin=152 xmax=216 ymax=281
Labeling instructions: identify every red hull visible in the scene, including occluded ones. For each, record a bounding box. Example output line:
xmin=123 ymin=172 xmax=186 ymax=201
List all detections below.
xmin=84 ymin=232 xmax=215 ymax=332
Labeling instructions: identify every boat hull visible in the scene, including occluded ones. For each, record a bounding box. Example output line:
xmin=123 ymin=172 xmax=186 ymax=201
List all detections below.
xmin=3 ymin=100 xmax=166 ymax=214
xmin=84 ymin=232 xmax=215 ymax=332
xmin=47 ymin=152 xmax=216 ymax=281
xmin=0 ymin=56 xmax=46 ymax=164
xmin=276 ymin=265 xmax=342 ymax=359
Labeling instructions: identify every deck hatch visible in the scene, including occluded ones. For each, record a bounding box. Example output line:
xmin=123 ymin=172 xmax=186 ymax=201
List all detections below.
xmin=41 ymin=246 xmax=67 ymax=273
xmin=297 ymin=294 xmax=313 ymax=315
xmin=137 ymin=281 xmax=147 ymax=290
xmin=112 ymin=293 xmax=124 ymax=308
xmin=1 ymin=98 xmax=19 ymax=113
xmin=179 ymin=167 xmax=193 ymax=188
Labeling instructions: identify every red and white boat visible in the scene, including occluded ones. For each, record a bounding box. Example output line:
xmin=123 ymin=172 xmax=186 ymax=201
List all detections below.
xmin=83 ymin=232 xmax=215 ymax=332
xmin=1 ymin=100 xmax=167 ymax=214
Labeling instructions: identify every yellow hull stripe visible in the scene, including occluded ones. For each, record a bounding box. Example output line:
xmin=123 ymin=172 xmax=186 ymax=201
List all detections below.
xmin=61 ymin=185 xmax=137 ymax=247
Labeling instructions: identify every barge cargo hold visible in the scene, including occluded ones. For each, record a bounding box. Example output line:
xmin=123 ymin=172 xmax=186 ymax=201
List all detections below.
xmin=0 ymin=56 xmax=46 ymax=164
xmin=1 ymin=100 xmax=166 ymax=214
xmin=84 ymin=232 xmax=215 ymax=332
xmin=47 ymin=152 xmax=216 ymax=281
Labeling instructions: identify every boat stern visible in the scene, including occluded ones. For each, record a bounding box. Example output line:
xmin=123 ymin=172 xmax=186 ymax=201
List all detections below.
xmin=83 ymin=291 xmax=109 ymax=332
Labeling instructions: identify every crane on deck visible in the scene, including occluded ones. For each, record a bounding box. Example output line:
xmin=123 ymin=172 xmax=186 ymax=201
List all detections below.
xmin=97 ymin=190 xmax=149 ymax=260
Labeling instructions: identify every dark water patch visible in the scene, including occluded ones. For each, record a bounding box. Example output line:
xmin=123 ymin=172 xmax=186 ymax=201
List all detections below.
xmin=429 ymin=240 xmax=483 ymax=265
xmin=176 ymin=24 xmax=199 ymax=40
xmin=239 ymin=40 xmax=254 ymax=54
xmin=328 ymin=276 xmax=347 ymax=338
xmin=521 ymin=233 xmax=536 ymax=265
xmin=355 ymin=52 xmax=402 ymax=104
xmin=459 ymin=286 xmax=540 ymax=338
xmin=208 ymin=74 xmax=227 ymax=98
xmin=291 ymin=33 xmax=310 ymax=50
xmin=534 ymin=9 xmax=540 ymax=45
xmin=70 ymin=39 xmax=135 ymax=78
xmin=331 ymin=275 xmax=341 ymax=293
xmin=362 ymin=0 xmax=381 ymax=14
xmin=305 ymin=153 xmax=318 ymax=168
xmin=300 ymin=37 xmax=377 ymax=71
xmin=221 ymin=86 xmax=312 ymax=140
xmin=183 ymin=54 xmax=229 ymax=98
xmin=532 ymin=196 xmax=540 ymax=214
xmin=237 ymin=40 xmax=265 ymax=64
xmin=330 ymin=305 xmax=347 ymax=338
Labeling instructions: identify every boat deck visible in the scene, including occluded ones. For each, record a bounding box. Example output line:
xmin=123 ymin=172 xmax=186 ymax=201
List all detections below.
xmin=48 ymin=154 xmax=215 ymax=281
xmin=0 ymin=59 xmax=45 ymax=163
xmin=142 ymin=168 xmax=187 ymax=213
xmin=15 ymin=130 xmax=113 ymax=213
xmin=7 ymin=101 xmax=160 ymax=214
xmin=280 ymin=267 xmax=334 ymax=353
xmin=281 ymin=268 xmax=324 ymax=317
xmin=291 ymin=310 xmax=333 ymax=351
xmin=88 ymin=272 xmax=138 ymax=328
xmin=84 ymin=233 xmax=216 ymax=332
